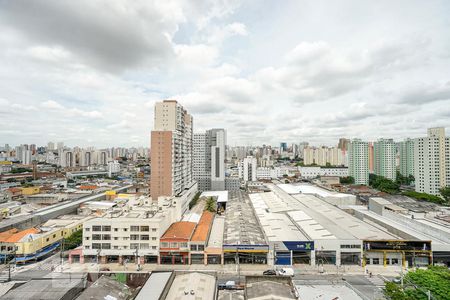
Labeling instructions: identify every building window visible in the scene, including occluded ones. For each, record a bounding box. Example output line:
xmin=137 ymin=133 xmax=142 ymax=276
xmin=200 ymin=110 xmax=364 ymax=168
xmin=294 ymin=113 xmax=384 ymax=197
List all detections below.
xmin=102 ymin=234 xmax=111 ymax=240
xmin=190 ymin=244 xmax=197 ymax=251
xmin=161 ymin=242 xmax=169 ymax=248
xmin=92 ymin=226 xmax=101 ymax=231
xmin=372 ymin=258 xmax=380 ymax=265
xmin=92 ymin=243 xmax=101 ymax=249
xmin=130 ymin=243 xmax=139 ymax=249
xmin=152 ymin=228 xmax=157 ymax=232
xmin=140 ymin=243 xmax=149 ymax=249
xmin=85 ymin=246 xmax=90 ymax=249
xmin=140 ymin=226 xmax=149 ymax=232
xmin=130 ymin=226 xmax=139 ymax=231
xmin=130 ymin=235 xmax=139 ymax=240
xmin=102 ymin=226 xmax=111 ymax=231
xmin=198 ymin=244 xmax=204 ymax=251
xmin=85 ymin=228 xmax=90 ymax=231
xmin=92 ymin=234 xmax=101 ymax=240
xmin=114 ymin=228 xmax=118 ymax=232
xmin=85 ymin=237 xmax=90 ymax=240
xmin=141 ymin=235 xmax=149 ymax=240
xmin=179 ymin=242 xmax=187 ymax=248
xmin=102 ymin=243 xmax=111 ymax=249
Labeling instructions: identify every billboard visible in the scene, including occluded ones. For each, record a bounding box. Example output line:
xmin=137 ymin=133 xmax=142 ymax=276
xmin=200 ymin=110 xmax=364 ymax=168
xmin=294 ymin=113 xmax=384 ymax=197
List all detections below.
xmin=223 ymin=244 xmax=269 ymax=253
xmin=363 ymin=240 xmax=431 ymax=251
xmin=282 ymin=241 xmax=314 ymax=251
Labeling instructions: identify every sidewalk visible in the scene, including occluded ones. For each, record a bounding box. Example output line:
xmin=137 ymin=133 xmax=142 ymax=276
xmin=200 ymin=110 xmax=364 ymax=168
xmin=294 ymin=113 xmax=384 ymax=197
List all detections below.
xmin=61 ymin=262 xmax=403 ymax=276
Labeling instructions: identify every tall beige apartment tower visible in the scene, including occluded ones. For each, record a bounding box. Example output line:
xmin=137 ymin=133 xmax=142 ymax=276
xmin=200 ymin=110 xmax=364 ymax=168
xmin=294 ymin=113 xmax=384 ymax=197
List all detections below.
xmin=150 ymin=100 xmax=193 ymax=199
xmin=414 ymin=127 xmax=450 ymax=195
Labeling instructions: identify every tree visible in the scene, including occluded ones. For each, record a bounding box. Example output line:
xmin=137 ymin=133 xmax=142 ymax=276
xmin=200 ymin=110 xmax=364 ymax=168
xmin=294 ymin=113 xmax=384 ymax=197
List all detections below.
xmin=189 ymin=192 xmax=201 ymax=209
xmin=204 ymin=197 xmax=216 ymax=212
xmin=403 ymin=191 xmax=445 ymax=205
xmin=439 ymin=186 xmax=450 ymax=203
xmin=396 ymin=171 xmax=415 ymax=186
xmin=384 ymin=282 xmax=408 ymax=300
xmin=369 ymin=174 xmax=400 ymax=194
xmin=62 ymin=230 xmax=82 ymax=251
xmin=340 ymin=176 xmax=355 ymax=184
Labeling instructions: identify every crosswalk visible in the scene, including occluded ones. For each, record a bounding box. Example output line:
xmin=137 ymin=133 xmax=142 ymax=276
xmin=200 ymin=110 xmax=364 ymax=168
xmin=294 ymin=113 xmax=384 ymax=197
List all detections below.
xmin=366 ymin=275 xmax=385 ymax=287
xmin=0 ymin=271 xmax=9 ymax=283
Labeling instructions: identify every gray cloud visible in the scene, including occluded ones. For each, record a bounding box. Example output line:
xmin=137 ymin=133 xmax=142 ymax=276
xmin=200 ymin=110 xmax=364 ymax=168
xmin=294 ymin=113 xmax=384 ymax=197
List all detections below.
xmin=0 ymin=0 xmax=177 ymax=72
xmin=400 ymin=81 xmax=450 ymax=104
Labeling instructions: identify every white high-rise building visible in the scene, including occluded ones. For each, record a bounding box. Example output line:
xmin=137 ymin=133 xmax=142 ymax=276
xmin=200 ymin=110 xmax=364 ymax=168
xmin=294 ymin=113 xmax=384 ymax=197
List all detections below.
xmin=399 ymin=138 xmax=415 ymax=178
xmin=47 ymin=142 xmax=55 ymax=151
xmin=239 ymin=156 xmax=257 ymax=182
xmin=21 ymin=149 xmax=32 ymax=165
xmin=348 ymin=139 xmax=369 ymax=185
xmin=414 ymin=127 xmax=450 ymax=195
xmin=303 ymin=146 xmax=346 ymax=166
xmin=108 ymin=160 xmax=120 ymax=177
xmin=193 ymin=129 xmax=226 ymax=192
xmin=373 ymin=138 xmax=397 ymax=181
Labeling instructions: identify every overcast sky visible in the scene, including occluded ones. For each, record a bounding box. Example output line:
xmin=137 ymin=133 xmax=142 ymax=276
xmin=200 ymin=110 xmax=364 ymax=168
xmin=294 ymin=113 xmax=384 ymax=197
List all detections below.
xmin=1 ymin=0 xmax=449 ymax=148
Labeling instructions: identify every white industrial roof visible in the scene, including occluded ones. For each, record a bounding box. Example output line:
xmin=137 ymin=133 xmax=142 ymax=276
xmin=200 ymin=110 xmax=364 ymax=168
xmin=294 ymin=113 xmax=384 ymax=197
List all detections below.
xmin=288 ymin=210 xmax=337 ymax=240
xmin=278 ymin=183 xmax=349 ymax=198
xmin=293 ymin=194 xmax=395 ymax=240
xmin=201 ymin=191 xmax=229 ymax=203
xmin=249 ymin=193 xmax=309 ymax=241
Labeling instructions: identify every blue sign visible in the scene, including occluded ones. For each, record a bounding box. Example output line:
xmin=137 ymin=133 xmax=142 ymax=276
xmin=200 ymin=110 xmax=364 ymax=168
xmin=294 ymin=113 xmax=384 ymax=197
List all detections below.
xmin=283 ymin=241 xmax=314 ymax=251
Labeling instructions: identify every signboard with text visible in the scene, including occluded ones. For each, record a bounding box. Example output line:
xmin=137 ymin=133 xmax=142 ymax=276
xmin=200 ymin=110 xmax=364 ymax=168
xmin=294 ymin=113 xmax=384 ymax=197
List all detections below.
xmin=283 ymin=241 xmax=314 ymax=251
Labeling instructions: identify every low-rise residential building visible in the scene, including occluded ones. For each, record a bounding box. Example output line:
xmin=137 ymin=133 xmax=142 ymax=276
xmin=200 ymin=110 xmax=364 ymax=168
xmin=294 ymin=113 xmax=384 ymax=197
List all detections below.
xmin=298 ymin=167 xmax=349 ymax=179
xmin=82 ymin=196 xmax=182 ymax=265
xmin=0 ymin=215 xmax=90 ymax=263
xmin=159 ymin=221 xmax=196 ymax=264
xmin=190 ymin=210 xmax=214 ymax=264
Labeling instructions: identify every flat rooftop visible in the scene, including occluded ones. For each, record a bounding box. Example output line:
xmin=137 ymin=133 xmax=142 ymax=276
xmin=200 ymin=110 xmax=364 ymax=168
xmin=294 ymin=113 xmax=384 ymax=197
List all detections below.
xmin=295 ymin=284 xmax=363 ymax=300
xmin=207 ymin=215 xmax=225 ymax=248
xmin=246 ymin=280 xmax=296 ymax=299
xmin=223 ymin=191 xmax=266 ymax=245
xmin=201 ymin=190 xmax=229 ymax=203
xmin=352 ymin=206 xmax=449 ymax=245
xmin=165 ymin=272 xmax=216 ymax=300
xmin=278 ymin=183 xmax=350 ymax=198
xmin=135 ymin=272 xmax=172 ymax=300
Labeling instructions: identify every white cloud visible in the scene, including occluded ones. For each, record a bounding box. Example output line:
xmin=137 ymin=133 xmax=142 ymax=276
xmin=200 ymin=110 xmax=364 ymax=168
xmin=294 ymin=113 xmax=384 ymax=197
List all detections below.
xmin=0 ymin=1 xmax=449 ymax=147
xmin=41 ymin=100 xmax=64 ymax=110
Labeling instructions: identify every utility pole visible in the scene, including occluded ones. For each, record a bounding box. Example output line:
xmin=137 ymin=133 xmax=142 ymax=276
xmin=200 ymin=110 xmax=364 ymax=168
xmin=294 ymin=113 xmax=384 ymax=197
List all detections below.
xmin=60 ymin=238 xmax=65 ymax=271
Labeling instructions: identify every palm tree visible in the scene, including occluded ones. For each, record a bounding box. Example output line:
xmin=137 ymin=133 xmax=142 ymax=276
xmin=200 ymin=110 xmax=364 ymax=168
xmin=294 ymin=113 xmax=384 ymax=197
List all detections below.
xmin=204 ymin=197 xmax=216 ymax=212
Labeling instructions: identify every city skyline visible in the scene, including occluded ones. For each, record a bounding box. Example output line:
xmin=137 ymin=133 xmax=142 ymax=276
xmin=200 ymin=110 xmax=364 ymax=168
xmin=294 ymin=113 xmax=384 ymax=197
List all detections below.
xmin=1 ymin=1 xmax=450 ymax=148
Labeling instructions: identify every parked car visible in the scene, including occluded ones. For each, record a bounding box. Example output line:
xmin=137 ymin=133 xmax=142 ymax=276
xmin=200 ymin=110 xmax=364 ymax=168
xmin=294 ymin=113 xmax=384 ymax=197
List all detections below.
xmin=263 ymin=269 xmax=277 ymax=276
xmin=277 ymin=267 xmax=294 ymax=277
